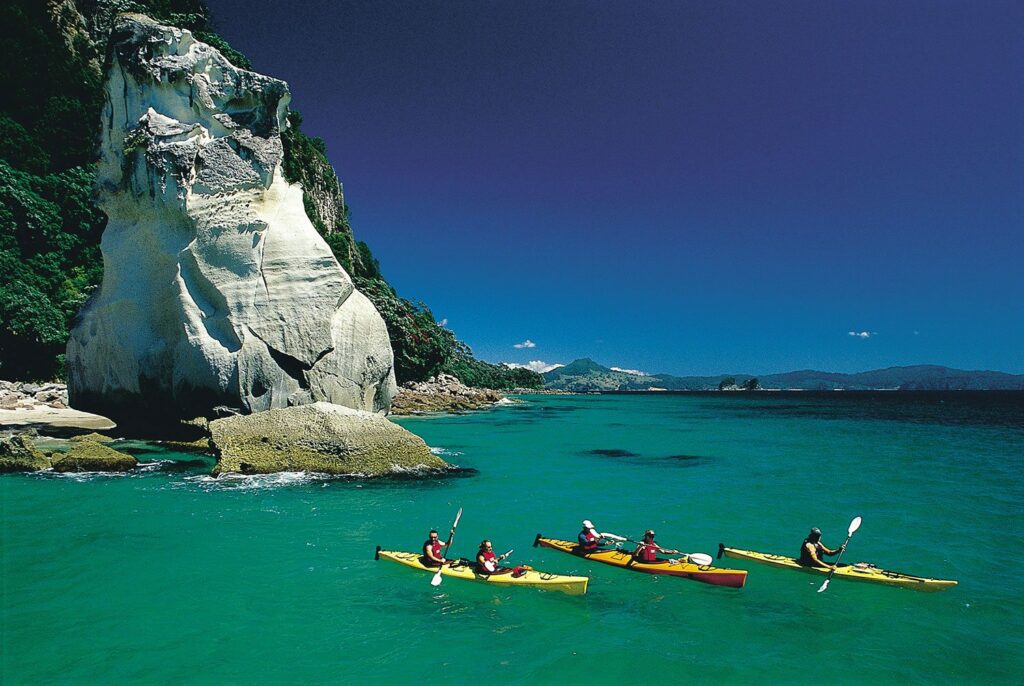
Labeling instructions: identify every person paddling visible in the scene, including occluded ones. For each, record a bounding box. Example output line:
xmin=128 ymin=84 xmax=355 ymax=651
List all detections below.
xmin=799 ymin=527 xmax=846 ymax=570
xmin=475 ymin=539 xmax=502 ymax=573
xmin=633 ymin=529 xmax=669 ymax=564
xmin=422 ymin=529 xmax=448 ymax=568
xmin=578 ymin=519 xmax=604 ymax=552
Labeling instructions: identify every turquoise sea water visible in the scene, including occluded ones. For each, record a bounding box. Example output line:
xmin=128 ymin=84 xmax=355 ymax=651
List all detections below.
xmin=2 ymin=392 xmax=1022 ymax=684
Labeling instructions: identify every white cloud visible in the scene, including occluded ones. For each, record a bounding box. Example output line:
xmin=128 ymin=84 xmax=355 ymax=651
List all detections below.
xmin=513 ymin=339 xmax=537 ymax=349
xmin=438 ymin=318 xmax=447 ymax=327
xmin=848 ymin=331 xmax=875 ymax=339
xmin=611 ymin=366 xmax=647 ymax=376
xmin=503 ymin=360 xmax=564 ymax=374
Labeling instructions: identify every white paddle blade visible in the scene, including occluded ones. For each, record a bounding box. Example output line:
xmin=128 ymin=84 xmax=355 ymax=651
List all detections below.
xmin=453 ymin=508 xmax=463 ymax=527
xmin=430 ymin=569 xmax=443 ymax=586
xmin=688 ymin=553 xmax=713 ymax=566
xmin=602 ymin=532 xmax=627 ymax=542
xmin=848 ymin=516 xmax=862 ymax=536
xmin=817 ymin=578 xmax=830 ymax=593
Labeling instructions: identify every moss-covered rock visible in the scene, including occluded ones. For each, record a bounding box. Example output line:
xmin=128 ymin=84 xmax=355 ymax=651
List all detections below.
xmin=209 ymin=402 xmax=449 ymax=476
xmin=51 ymin=440 xmax=137 ymax=472
xmin=70 ymin=431 xmax=114 ymax=443
xmin=0 ymin=434 xmax=51 ymax=472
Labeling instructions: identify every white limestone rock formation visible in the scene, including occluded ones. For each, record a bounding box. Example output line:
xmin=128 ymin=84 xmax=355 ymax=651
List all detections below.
xmin=67 ymin=15 xmax=396 ymax=425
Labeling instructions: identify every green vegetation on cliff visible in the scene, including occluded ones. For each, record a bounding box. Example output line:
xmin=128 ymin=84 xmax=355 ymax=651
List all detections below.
xmin=0 ymin=0 xmax=542 ymax=390
xmin=442 ymin=343 xmax=545 ymax=389
xmin=280 ymin=108 xmax=539 ymax=389
xmin=1 ymin=0 xmax=106 ymax=379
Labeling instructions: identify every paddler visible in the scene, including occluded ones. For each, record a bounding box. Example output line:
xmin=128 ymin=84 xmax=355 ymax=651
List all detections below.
xmin=798 ymin=527 xmax=846 ymax=570
xmin=422 ymin=529 xmax=448 ymax=568
xmin=476 ymin=540 xmax=500 ymax=573
xmin=632 ymin=529 xmax=670 ymax=564
xmin=578 ymin=519 xmax=604 ymax=552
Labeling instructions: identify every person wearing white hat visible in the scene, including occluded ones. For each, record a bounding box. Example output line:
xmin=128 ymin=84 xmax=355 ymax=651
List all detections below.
xmin=577 ymin=519 xmax=604 ymax=552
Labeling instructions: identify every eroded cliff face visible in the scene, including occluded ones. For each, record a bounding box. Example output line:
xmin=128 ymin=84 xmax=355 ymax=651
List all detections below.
xmin=67 ymin=14 xmax=396 ymax=425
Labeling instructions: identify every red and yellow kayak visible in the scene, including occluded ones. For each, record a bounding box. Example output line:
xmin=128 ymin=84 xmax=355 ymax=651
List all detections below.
xmin=534 ymin=535 xmax=747 ymax=588
xmin=719 ymin=545 xmax=958 ymax=591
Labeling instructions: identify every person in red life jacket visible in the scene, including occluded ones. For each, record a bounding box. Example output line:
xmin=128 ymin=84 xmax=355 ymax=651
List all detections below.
xmin=476 ymin=540 xmax=498 ymax=573
xmin=632 ymin=529 xmax=668 ymax=564
xmin=577 ymin=519 xmax=603 ymax=552
xmin=798 ymin=527 xmax=845 ymax=570
xmin=422 ymin=529 xmax=448 ymax=568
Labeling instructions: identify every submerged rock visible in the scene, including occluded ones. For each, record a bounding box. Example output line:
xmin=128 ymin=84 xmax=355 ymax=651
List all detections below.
xmin=67 ymin=15 xmax=396 ymax=427
xmin=51 ymin=441 xmax=138 ymax=473
xmin=209 ymin=402 xmax=448 ymax=476
xmin=0 ymin=434 xmax=51 ymax=473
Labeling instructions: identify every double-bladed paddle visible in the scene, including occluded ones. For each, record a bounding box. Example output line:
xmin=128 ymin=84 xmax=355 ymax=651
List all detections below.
xmin=431 ymin=507 xmax=463 ymax=587
xmin=817 ymin=516 xmax=862 ymax=593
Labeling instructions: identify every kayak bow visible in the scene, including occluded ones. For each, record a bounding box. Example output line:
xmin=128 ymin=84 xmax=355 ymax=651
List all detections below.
xmin=375 ymin=547 xmax=589 ymax=595
xmin=534 ymin=535 xmax=747 ymax=588
xmin=719 ymin=545 xmax=958 ymax=592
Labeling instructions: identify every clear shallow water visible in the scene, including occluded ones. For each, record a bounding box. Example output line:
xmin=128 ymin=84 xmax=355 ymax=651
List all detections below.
xmin=2 ymin=392 xmax=1022 ymax=684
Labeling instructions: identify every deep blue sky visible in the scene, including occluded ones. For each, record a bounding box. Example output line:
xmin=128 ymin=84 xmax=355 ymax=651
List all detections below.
xmin=207 ymin=0 xmax=1023 ymax=375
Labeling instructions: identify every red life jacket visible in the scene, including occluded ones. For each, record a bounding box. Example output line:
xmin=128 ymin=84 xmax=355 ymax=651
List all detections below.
xmin=478 ymin=550 xmax=497 ymax=572
xmin=638 ymin=542 xmax=659 ymax=562
xmin=423 ymin=539 xmax=442 ymax=561
xmin=578 ymin=529 xmax=598 ymax=550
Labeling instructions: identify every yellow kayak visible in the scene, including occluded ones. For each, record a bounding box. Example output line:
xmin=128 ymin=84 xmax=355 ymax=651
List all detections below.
xmin=719 ymin=545 xmax=958 ymax=592
xmin=535 ymin=536 xmax=747 ymax=588
xmin=375 ymin=547 xmax=589 ymax=595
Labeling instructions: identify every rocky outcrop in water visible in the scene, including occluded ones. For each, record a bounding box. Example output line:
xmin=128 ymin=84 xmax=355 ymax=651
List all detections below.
xmin=70 ymin=432 xmax=114 ymax=443
xmin=51 ymin=440 xmax=137 ymax=472
xmin=209 ymin=402 xmax=449 ymax=476
xmin=390 ymin=374 xmax=507 ymax=415
xmin=66 ymin=15 xmax=396 ymax=427
xmin=0 ymin=434 xmax=51 ymax=473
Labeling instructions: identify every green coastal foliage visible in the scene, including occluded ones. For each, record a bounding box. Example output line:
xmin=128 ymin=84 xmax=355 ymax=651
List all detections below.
xmin=0 ymin=0 xmax=106 ymax=379
xmin=0 ymin=161 xmax=104 ymax=379
xmin=442 ymin=343 xmax=545 ymax=390
xmin=0 ymin=0 xmax=543 ymax=389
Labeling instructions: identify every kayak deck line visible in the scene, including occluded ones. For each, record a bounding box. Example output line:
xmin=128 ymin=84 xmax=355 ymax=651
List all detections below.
xmin=533 ymin=535 xmax=747 ymax=589
xmin=375 ymin=547 xmax=589 ymax=595
xmin=718 ymin=544 xmax=958 ymax=591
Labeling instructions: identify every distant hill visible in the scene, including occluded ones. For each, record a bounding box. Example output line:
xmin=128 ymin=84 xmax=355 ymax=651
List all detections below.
xmin=542 ymin=359 xmax=1024 ymax=391
xmin=759 ymin=365 xmax=1024 ymax=391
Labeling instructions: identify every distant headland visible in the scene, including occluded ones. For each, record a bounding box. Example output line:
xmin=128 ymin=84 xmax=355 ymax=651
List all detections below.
xmin=542 ymin=358 xmax=1024 ymax=392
